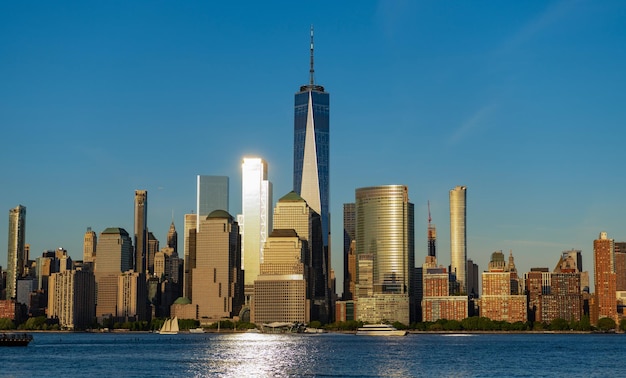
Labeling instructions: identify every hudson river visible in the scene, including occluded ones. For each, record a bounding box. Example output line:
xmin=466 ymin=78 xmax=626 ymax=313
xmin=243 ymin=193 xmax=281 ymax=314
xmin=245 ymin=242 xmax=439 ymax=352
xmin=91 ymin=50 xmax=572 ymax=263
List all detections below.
xmin=2 ymin=332 xmax=624 ymax=377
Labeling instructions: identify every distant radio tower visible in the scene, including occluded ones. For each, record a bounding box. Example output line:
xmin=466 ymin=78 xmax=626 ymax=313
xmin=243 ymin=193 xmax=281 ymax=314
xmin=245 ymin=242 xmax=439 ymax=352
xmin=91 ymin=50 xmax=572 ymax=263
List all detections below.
xmin=427 ymin=201 xmax=436 ymax=258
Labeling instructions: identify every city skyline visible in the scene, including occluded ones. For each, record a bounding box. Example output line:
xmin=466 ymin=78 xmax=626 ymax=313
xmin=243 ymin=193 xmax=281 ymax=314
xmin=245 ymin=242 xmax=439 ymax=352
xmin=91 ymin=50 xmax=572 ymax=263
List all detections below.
xmin=2 ymin=2 xmax=626 ymax=293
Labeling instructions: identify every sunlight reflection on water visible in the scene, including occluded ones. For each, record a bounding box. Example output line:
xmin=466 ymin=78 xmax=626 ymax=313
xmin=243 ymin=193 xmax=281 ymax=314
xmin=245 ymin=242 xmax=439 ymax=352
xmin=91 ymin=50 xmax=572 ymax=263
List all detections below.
xmin=187 ymin=333 xmax=318 ymax=377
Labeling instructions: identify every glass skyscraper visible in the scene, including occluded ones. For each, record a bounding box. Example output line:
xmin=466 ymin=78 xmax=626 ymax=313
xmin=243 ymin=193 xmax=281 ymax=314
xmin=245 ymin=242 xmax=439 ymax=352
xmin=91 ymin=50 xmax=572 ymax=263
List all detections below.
xmin=196 ymin=175 xmax=229 ymax=227
xmin=241 ymin=157 xmax=272 ymax=300
xmin=449 ymin=185 xmax=467 ymax=294
xmin=293 ymin=27 xmax=330 ymax=254
xmin=354 ymin=185 xmax=414 ymax=324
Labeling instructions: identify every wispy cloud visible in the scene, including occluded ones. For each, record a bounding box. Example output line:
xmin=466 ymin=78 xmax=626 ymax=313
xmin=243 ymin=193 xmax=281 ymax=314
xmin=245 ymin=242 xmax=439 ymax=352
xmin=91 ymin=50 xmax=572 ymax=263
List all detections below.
xmin=448 ymin=102 xmax=498 ymax=145
xmin=497 ymin=0 xmax=582 ymax=54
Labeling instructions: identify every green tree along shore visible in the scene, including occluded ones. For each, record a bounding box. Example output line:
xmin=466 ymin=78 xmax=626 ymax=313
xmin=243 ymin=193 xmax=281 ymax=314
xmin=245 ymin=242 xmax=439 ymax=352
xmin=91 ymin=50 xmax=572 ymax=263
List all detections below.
xmin=0 ymin=316 xmax=621 ymax=333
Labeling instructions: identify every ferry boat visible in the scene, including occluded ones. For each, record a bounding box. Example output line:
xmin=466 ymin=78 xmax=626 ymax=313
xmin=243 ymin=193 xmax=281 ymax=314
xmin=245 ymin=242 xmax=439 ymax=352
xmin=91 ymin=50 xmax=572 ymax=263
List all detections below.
xmin=0 ymin=333 xmax=33 ymax=346
xmin=188 ymin=327 xmax=205 ymax=334
xmin=355 ymin=324 xmax=407 ymax=336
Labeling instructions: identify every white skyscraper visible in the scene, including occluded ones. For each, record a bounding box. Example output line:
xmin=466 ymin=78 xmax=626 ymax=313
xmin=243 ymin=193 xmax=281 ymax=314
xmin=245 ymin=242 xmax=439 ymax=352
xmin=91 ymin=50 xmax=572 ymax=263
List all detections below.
xmin=241 ymin=157 xmax=272 ymax=300
xmin=449 ymin=186 xmax=467 ymax=294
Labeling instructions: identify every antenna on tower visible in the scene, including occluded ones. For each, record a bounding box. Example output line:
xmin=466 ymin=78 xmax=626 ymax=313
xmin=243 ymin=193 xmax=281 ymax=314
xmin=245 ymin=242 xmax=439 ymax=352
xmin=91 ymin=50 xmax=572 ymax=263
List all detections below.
xmin=428 ymin=200 xmax=432 ymax=225
xmin=309 ymin=24 xmax=315 ymax=85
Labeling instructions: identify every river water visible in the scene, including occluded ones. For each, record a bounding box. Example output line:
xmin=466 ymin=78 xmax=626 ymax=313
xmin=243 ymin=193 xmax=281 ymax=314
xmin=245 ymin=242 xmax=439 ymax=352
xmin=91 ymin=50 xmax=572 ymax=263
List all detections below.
xmin=1 ymin=332 xmax=623 ymax=377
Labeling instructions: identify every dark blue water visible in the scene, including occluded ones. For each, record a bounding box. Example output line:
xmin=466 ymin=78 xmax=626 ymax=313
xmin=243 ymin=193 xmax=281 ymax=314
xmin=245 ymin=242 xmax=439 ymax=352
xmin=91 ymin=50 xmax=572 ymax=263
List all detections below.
xmin=1 ymin=332 xmax=624 ymax=377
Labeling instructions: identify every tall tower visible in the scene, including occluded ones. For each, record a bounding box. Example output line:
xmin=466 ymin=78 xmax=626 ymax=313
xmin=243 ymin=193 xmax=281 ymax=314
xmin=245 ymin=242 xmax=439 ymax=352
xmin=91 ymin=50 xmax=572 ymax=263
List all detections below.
xmin=6 ymin=205 xmax=26 ymax=300
xmin=354 ymin=185 xmax=414 ymax=324
xmin=449 ymin=185 xmax=467 ymax=294
xmin=343 ymin=203 xmax=356 ymax=300
xmin=83 ymin=227 xmax=97 ymax=265
xmin=241 ymin=157 xmax=273 ymax=300
xmin=95 ymin=227 xmax=132 ymax=320
xmin=594 ymin=231 xmax=616 ymax=323
xmin=134 ymin=190 xmax=148 ymax=274
xmin=196 ymin=175 xmax=229 ymax=228
xmin=183 ymin=213 xmax=197 ymax=299
xmin=193 ymin=210 xmax=243 ymax=320
xmin=167 ymin=220 xmax=178 ymax=253
xmin=293 ymin=26 xmax=330 ymax=268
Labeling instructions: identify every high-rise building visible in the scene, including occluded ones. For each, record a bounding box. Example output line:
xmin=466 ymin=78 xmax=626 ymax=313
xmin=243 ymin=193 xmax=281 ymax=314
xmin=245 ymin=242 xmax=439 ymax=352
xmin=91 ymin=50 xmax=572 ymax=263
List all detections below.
xmin=196 ymin=175 xmax=229 ymax=228
xmin=147 ymin=232 xmax=159 ymax=276
xmin=593 ymin=231 xmax=616 ymax=324
xmin=94 ymin=227 xmax=132 ymax=321
xmin=252 ymin=229 xmax=309 ymax=324
xmin=354 ymin=185 xmax=414 ymax=324
xmin=183 ymin=213 xmax=197 ymax=299
xmin=6 ymin=205 xmax=26 ymax=300
xmin=343 ymin=203 xmax=356 ymax=300
xmin=449 ymin=186 xmax=467 ymax=294
xmin=192 ymin=210 xmax=243 ymax=320
xmin=83 ymin=227 xmax=97 ymax=266
xmin=134 ymin=190 xmax=148 ymax=274
xmin=293 ymin=27 xmax=330 ymax=276
xmin=480 ymin=251 xmax=527 ymax=323
xmin=48 ymin=269 xmax=96 ymax=330
xmin=524 ymin=267 xmax=551 ymax=323
xmin=272 ymin=191 xmax=326 ymax=321
xmin=167 ymin=221 xmax=178 ymax=253
xmin=241 ymin=157 xmax=272 ymax=300
xmin=117 ymin=270 xmax=147 ymax=322
xmin=466 ymin=259 xmax=479 ymax=297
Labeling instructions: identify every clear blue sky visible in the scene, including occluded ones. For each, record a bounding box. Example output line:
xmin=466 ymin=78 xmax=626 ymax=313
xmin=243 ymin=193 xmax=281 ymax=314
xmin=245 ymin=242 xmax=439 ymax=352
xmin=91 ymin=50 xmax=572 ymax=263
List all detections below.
xmin=2 ymin=1 xmax=625 ymax=294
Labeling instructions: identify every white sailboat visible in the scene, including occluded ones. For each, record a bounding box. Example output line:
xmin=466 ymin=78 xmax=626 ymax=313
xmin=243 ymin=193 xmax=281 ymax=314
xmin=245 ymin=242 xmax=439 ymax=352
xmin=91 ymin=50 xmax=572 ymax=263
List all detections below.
xmin=158 ymin=317 xmax=179 ymax=335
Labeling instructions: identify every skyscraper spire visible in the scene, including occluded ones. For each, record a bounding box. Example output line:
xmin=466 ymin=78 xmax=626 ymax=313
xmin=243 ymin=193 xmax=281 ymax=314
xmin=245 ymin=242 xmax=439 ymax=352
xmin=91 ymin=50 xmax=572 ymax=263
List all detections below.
xmin=309 ymin=25 xmax=315 ymax=85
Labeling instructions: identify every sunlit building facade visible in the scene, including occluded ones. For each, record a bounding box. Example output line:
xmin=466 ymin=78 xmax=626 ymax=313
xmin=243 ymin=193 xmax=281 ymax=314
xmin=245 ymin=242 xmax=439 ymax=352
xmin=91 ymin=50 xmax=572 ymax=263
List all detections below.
xmin=449 ymin=186 xmax=467 ymax=294
xmin=134 ymin=190 xmax=148 ymax=274
xmin=95 ymin=227 xmax=132 ymax=320
xmin=241 ymin=157 xmax=272 ymax=300
xmin=252 ymin=229 xmax=309 ymax=324
xmin=48 ymin=269 xmax=95 ymax=330
xmin=354 ymin=185 xmax=414 ymax=324
xmin=593 ymin=231 xmax=617 ymax=324
xmin=83 ymin=227 xmax=97 ymax=266
xmin=192 ymin=210 xmax=243 ymax=320
xmin=6 ymin=205 xmax=26 ymax=300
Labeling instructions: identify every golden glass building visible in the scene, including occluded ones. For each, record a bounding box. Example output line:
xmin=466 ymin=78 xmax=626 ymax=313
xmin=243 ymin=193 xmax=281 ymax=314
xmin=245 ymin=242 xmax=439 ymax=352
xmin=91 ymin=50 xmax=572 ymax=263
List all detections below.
xmin=355 ymin=185 xmax=414 ymax=324
xmin=252 ymin=229 xmax=308 ymax=324
xmin=241 ymin=157 xmax=272 ymax=300
xmin=449 ymin=185 xmax=467 ymax=294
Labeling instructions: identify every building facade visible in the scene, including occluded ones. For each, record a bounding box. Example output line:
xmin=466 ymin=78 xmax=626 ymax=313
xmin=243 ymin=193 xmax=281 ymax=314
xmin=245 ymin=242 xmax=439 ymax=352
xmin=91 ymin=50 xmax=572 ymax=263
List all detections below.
xmin=293 ymin=28 xmax=330 ymax=298
xmin=343 ymin=203 xmax=356 ymax=300
xmin=241 ymin=157 xmax=272 ymax=300
xmin=94 ymin=228 xmax=132 ymax=321
xmin=196 ymin=175 xmax=229 ymax=226
xmin=593 ymin=232 xmax=617 ymax=324
xmin=449 ymin=186 xmax=467 ymax=295
xmin=354 ymin=185 xmax=414 ymax=324
xmin=183 ymin=213 xmax=197 ymax=299
xmin=48 ymin=270 xmax=96 ymax=330
xmin=6 ymin=205 xmax=26 ymax=300
xmin=252 ymin=229 xmax=309 ymax=324
xmin=83 ymin=227 xmax=97 ymax=267
xmin=134 ymin=190 xmax=148 ymax=274
xmin=192 ymin=210 xmax=243 ymax=320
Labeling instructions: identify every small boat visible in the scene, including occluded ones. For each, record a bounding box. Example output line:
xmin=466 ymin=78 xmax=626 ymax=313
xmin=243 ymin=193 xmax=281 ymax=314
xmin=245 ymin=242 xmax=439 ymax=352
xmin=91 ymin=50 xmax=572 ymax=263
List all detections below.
xmin=159 ymin=317 xmax=179 ymax=335
xmin=355 ymin=324 xmax=407 ymax=336
xmin=0 ymin=333 xmax=33 ymax=346
xmin=189 ymin=327 xmax=205 ymax=334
